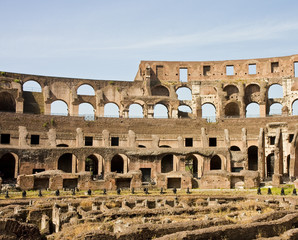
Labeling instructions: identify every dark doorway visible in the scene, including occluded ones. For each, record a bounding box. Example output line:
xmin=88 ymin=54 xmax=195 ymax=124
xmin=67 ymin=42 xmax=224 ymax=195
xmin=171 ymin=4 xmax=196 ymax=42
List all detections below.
xmin=185 ymin=155 xmax=198 ymax=178
xmin=58 ymin=153 xmax=73 ymax=173
xmin=248 ymin=146 xmax=258 ymax=171
xmin=85 ymin=155 xmax=98 ymax=175
xmin=63 ymin=179 xmax=78 ymax=189
xmin=210 ymin=155 xmax=221 ymax=170
xmin=0 ymin=153 xmax=16 ymax=181
xmin=33 ymin=178 xmax=49 ymax=190
xmin=167 ymin=178 xmax=181 ymax=188
xmin=116 ymin=178 xmax=131 ymax=189
xmin=0 ymin=92 xmax=16 ymax=112
xmin=267 ymin=153 xmax=274 ymax=177
xmin=111 ymin=155 xmax=124 ymax=173
xmin=161 ymin=155 xmax=173 ymax=173
xmin=140 ymin=168 xmax=151 ymax=182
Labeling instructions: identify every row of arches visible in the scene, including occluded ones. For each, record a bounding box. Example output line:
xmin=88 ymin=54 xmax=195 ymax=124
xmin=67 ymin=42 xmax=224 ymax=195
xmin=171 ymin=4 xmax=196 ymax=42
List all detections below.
xmin=0 ymin=149 xmax=294 ymax=182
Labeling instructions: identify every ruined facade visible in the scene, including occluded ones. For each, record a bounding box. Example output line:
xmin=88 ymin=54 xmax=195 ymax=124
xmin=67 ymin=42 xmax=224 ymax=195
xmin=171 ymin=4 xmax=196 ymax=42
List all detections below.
xmin=0 ymin=54 xmax=298 ymax=190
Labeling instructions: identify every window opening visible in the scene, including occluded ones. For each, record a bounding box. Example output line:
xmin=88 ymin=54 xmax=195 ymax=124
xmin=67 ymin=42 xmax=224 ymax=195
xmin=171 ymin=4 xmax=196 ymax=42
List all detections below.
xmin=179 ymin=68 xmax=188 ymax=82
xmin=1 ymin=134 xmax=10 ymax=144
xmin=271 ymin=62 xmax=279 ymax=73
xmin=85 ymin=136 xmax=93 ymax=146
xmin=31 ymin=135 xmax=40 ymax=145
xmin=249 ymin=64 xmax=256 ymax=75
xmin=226 ymin=65 xmax=234 ymax=76
xmin=111 ymin=137 xmax=119 ymax=146
xmin=185 ymin=138 xmax=193 ymax=147
xmin=209 ymin=137 xmax=217 ymax=147
xmin=203 ymin=66 xmax=210 ymax=76
xmin=295 ymin=62 xmax=298 ymax=77
xmin=269 ymin=136 xmax=276 ymax=145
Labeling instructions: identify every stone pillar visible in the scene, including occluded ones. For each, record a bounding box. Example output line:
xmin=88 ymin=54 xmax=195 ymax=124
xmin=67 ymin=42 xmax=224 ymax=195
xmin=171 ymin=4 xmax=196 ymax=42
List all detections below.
xmin=147 ymin=105 xmax=154 ymax=118
xmin=151 ymin=135 xmax=160 ymax=148
xmin=172 ymin=109 xmax=178 ymax=119
xmin=102 ymin=130 xmax=110 ymax=147
xmin=70 ymin=103 xmax=79 ymax=117
xmin=177 ymin=136 xmax=184 ymax=148
xmin=289 ymin=130 xmax=297 ymax=179
xmin=242 ymin=128 xmax=248 ymax=170
xmin=122 ymin=109 xmax=129 ymax=118
xmin=76 ymin=128 xmax=84 ymax=147
xmin=128 ymin=130 xmax=136 ymax=147
xmin=47 ymin=128 xmax=56 ymax=147
xmin=272 ymin=128 xmax=283 ymax=186
xmin=96 ymin=90 xmax=104 ymax=117
xmin=258 ymin=128 xmax=265 ymax=180
xmin=52 ymin=204 xmax=61 ymax=233
xmin=19 ymin=126 xmax=28 ymax=147
xmin=201 ymin=127 xmax=208 ymax=148
xmin=239 ymin=84 xmax=245 ymax=118
xmin=259 ymin=103 xmax=266 ymax=118
xmin=224 ymin=129 xmax=230 ymax=148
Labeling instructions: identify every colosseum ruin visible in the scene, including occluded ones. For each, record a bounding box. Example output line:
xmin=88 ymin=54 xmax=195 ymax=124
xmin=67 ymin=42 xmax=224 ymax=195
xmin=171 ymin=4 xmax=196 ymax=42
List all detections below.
xmin=0 ymin=54 xmax=298 ymax=191
xmin=0 ymin=54 xmax=298 ymax=239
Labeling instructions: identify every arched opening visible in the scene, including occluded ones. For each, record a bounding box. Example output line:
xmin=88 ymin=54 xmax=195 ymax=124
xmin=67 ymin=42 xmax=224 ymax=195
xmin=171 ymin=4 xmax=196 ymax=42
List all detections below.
xmin=154 ymin=103 xmax=168 ymax=118
xmin=161 ymin=154 xmax=173 ymax=173
xmin=223 ymin=85 xmax=239 ymax=100
xmin=230 ymin=146 xmax=241 ymax=151
xmin=292 ymin=99 xmax=298 ymax=115
xmin=23 ymin=80 xmax=42 ymax=92
xmin=176 ymin=87 xmax=192 ymax=100
xmin=178 ymin=105 xmax=192 ymax=118
xmin=268 ymin=84 xmax=283 ymax=99
xmin=202 ymin=103 xmax=216 ymax=122
xmin=248 ymin=146 xmax=258 ymax=171
xmin=85 ymin=155 xmax=98 ymax=175
xmin=104 ymin=103 xmax=119 ymax=117
xmin=246 ymin=102 xmax=260 ymax=118
xmin=151 ymin=85 xmax=169 ymax=96
xmin=77 ymin=84 xmax=95 ymax=95
xmin=245 ymin=84 xmax=260 ymax=103
xmin=56 ymin=144 xmax=69 ymax=147
xmin=210 ymin=155 xmax=221 ymax=170
xmin=160 ymin=145 xmax=171 ymax=148
xmin=0 ymin=153 xmax=16 ymax=181
xmin=111 ymin=155 xmax=124 ymax=173
xmin=51 ymin=100 xmax=68 ymax=116
xmin=185 ymin=155 xmax=198 ymax=178
xmin=79 ymin=103 xmax=94 ymax=120
xmin=129 ymin=103 xmax=143 ymax=118
xmin=266 ymin=153 xmax=274 ymax=177
xmin=58 ymin=153 xmax=73 ymax=173
xmin=225 ymin=102 xmax=240 ymax=117
xmin=0 ymin=92 xmax=16 ymax=112
xmin=269 ymin=103 xmax=282 ymax=115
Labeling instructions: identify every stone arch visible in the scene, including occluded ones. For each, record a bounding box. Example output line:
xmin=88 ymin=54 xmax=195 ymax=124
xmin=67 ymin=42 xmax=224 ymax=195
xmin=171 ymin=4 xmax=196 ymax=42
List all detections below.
xmin=292 ymin=99 xmax=298 ymax=115
xmin=111 ymin=154 xmax=124 ymax=173
xmin=266 ymin=153 xmax=274 ymax=177
xmin=245 ymin=84 xmax=260 ymax=103
xmin=268 ymin=84 xmax=283 ymax=99
xmin=248 ymin=146 xmax=258 ymax=171
xmin=224 ymin=102 xmax=240 ymax=117
xmin=176 ymin=87 xmax=192 ymax=100
xmin=0 ymin=152 xmax=17 ymax=181
xmin=85 ymin=154 xmax=100 ymax=175
xmin=77 ymin=84 xmax=95 ymax=95
xmin=154 ymin=103 xmax=168 ymax=118
xmin=0 ymin=92 xmax=16 ymax=112
xmin=129 ymin=103 xmax=143 ymax=118
xmin=223 ymin=84 xmax=239 ymax=100
xmin=230 ymin=146 xmax=241 ymax=151
xmin=79 ymin=102 xmax=94 ymax=118
xmin=161 ymin=154 xmax=174 ymax=173
xmin=185 ymin=154 xmax=198 ymax=178
xmin=178 ymin=105 xmax=192 ymax=118
xmin=51 ymin=100 xmax=68 ymax=116
xmin=210 ymin=155 xmax=221 ymax=170
xmin=104 ymin=102 xmax=119 ymax=117
xmin=151 ymin=85 xmax=169 ymax=96
xmin=269 ymin=103 xmax=282 ymax=115
xmin=202 ymin=103 xmax=216 ymax=122
xmin=246 ymin=102 xmax=260 ymax=118
xmin=23 ymin=80 xmax=42 ymax=92
xmin=58 ymin=153 xmax=75 ymax=173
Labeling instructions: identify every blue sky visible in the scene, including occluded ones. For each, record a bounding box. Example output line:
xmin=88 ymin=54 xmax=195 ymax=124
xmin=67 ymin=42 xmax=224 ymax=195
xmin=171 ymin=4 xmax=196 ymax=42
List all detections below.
xmin=1 ymin=0 xmax=298 ymax=81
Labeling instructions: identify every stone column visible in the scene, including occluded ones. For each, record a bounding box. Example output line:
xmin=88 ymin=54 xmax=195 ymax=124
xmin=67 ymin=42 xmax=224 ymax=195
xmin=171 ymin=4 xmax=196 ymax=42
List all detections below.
xmin=258 ymin=128 xmax=265 ymax=180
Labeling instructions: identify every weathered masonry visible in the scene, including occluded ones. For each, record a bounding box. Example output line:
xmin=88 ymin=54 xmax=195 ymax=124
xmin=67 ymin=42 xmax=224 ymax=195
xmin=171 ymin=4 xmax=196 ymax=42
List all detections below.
xmin=0 ymin=54 xmax=298 ymax=190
